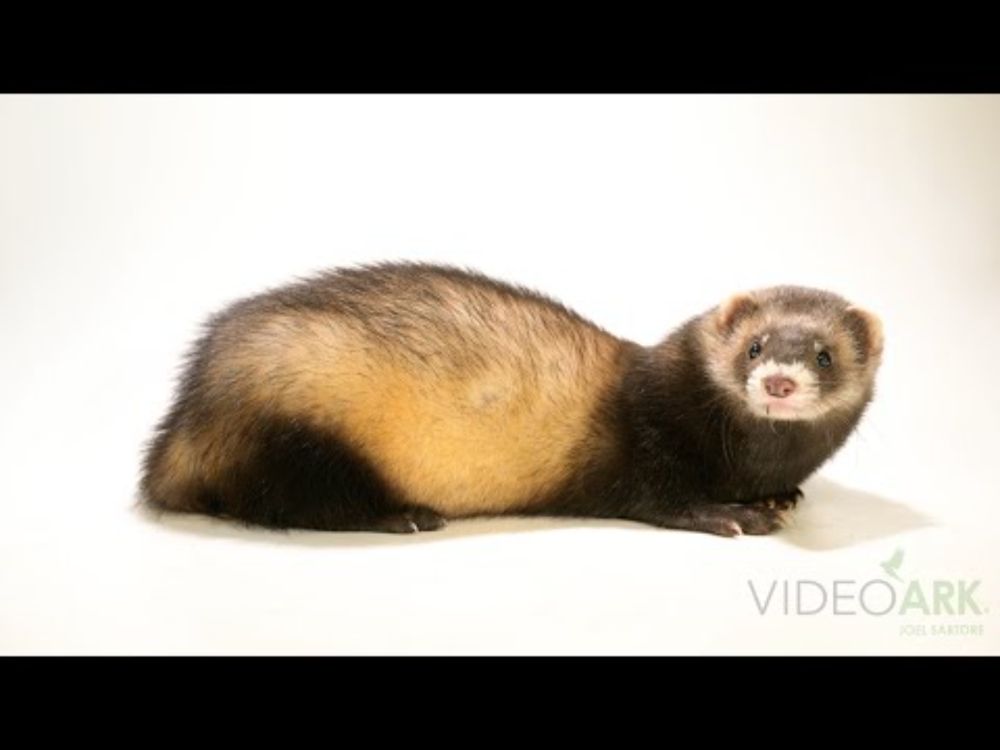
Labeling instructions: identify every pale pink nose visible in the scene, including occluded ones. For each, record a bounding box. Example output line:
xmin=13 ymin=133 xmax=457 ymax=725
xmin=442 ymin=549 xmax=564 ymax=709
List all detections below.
xmin=764 ymin=375 xmax=797 ymax=398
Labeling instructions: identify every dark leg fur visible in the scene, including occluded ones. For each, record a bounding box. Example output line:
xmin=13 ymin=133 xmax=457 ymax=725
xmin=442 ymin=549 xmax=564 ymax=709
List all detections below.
xmin=531 ymin=474 xmax=796 ymax=537
xmin=148 ymin=417 xmax=446 ymax=534
xmin=613 ymin=486 xmax=803 ymax=537
xmin=622 ymin=501 xmax=790 ymax=537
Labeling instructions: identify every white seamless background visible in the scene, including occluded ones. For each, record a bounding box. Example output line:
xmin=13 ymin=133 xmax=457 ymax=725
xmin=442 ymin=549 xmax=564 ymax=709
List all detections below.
xmin=1 ymin=94 xmax=997 ymax=654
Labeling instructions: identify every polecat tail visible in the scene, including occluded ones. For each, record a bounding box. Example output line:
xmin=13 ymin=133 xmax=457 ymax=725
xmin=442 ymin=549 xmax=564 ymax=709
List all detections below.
xmin=139 ymin=428 xmax=219 ymax=516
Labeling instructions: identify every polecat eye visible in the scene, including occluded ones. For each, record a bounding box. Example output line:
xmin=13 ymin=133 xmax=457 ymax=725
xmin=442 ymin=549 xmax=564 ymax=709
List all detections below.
xmin=817 ymin=351 xmax=832 ymax=368
xmin=748 ymin=341 xmax=762 ymax=359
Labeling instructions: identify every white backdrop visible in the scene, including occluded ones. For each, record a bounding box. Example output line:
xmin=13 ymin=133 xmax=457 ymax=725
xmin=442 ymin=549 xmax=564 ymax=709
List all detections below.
xmin=1 ymin=95 xmax=997 ymax=654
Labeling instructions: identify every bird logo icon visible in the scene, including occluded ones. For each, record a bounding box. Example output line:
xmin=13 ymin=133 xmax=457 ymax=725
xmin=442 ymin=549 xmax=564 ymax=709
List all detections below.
xmin=880 ymin=548 xmax=905 ymax=582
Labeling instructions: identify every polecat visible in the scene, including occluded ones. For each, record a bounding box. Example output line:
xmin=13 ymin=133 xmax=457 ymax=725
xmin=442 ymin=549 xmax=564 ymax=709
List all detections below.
xmin=140 ymin=262 xmax=883 ymax=537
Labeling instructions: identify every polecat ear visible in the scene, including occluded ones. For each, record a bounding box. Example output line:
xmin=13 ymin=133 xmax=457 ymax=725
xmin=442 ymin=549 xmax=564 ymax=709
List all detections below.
xmin=843 ymin=306 xmax=884 ymax=364
xmin=715 ymin=293 xmax=759 ymax=335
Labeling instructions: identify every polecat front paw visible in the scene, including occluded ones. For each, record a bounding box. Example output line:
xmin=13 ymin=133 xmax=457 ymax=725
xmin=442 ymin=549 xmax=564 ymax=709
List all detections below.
xmin=640 ymin=502 xmax=790 ymax=537
xmin=716 ymin=503 xmax=790 ymax=536
xmin=751 ymin=488 xmax=804 ymax=512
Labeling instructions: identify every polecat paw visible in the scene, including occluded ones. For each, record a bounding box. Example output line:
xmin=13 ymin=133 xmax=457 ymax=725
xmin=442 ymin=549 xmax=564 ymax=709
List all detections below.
xmin=374 ymin=508 xmax=447 ymax=534
xmin=409 ymin=507 xmax=448 ymax=531
xmin=725 ymin=503 xmax=789 ymax=535
xmin=659 ymin=503 xmax=789 ymax=537
xmin=751 ymin=489 xmax=803 ymax=513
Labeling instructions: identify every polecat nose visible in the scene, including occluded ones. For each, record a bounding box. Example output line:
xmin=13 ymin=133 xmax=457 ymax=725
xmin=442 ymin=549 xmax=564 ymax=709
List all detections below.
xmin=764 ymin=375 xmax=797 ymax=398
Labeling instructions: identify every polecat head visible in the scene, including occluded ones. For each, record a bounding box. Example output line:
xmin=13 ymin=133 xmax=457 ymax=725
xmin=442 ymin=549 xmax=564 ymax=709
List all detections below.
xmin=700 ymin=286 xmax=883 ymax=422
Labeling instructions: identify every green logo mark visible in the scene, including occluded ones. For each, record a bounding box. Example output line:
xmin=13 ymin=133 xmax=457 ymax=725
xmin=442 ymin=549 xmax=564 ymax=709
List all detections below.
xmin=879 ymin=547 xmax=905 ymax=582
